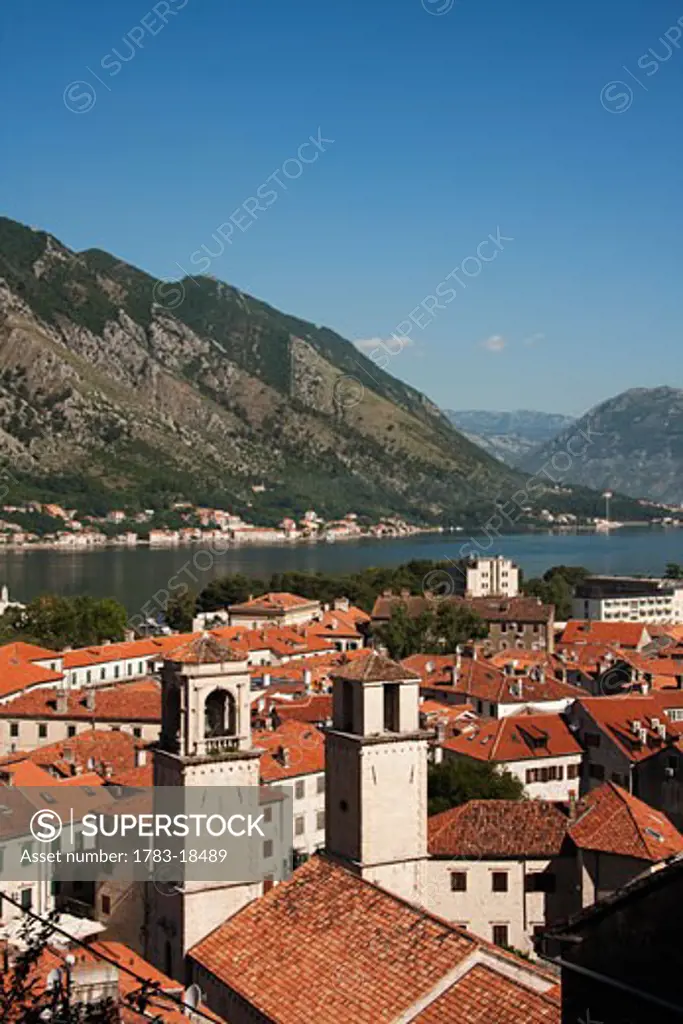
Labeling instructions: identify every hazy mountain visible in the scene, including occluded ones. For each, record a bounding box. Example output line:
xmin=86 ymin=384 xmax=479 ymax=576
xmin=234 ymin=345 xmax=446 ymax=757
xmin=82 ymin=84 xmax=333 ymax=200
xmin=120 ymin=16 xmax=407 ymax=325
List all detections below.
xmin=520 ymin=387 xmax=683 ymax=506
xmin=445 ymin=409 xmax=574 ymax=466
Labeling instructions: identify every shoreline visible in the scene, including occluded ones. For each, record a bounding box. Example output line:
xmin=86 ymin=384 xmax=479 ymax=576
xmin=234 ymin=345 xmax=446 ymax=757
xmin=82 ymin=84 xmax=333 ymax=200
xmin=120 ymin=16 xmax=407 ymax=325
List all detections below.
xmin=0 ymin=520 xmax=676 ymax=555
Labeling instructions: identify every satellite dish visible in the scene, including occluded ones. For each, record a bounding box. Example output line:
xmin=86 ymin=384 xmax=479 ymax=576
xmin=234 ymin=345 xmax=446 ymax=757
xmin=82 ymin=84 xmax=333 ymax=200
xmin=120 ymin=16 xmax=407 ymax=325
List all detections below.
xmin=184 ymin=983 xmax=202 ymax=1010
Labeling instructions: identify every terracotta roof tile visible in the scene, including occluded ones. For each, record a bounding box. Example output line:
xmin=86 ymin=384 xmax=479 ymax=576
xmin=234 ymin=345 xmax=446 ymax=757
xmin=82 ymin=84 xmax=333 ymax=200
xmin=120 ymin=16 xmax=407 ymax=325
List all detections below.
xmin=561 ymin=621 xmax=650 ymax=648
xmin=428 ymin=800 xmax=568 ymax=858
xmin=229 ymin=592 xmax=319 ymax=613
xmin=414 ymin=963 xmax=560 ymax=1023
xmin=0 ymin=679 xmax=161 ymax=722
xmin=190 ymin=855 xmax=554 ymax=1024
xmin=441 ymin=712 xmax=582 ymax=763
xmin=332 ymin=650 xmax=420 ymax=683
xmin=569 ymin=781 xmax=683 ymax=862
xmin=253 ymin=720 xmax=325 ymax=781
xmin=575 ymin=694 xmax=683 ymax=763
xmin=165 ymin=633 xmax=244 ymax=664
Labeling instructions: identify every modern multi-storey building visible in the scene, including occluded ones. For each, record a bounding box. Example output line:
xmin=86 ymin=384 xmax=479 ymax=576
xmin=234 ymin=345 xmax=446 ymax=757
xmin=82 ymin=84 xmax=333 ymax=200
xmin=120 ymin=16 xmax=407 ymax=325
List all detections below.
xmin=573 ymin=575 xmax=683 ymax=623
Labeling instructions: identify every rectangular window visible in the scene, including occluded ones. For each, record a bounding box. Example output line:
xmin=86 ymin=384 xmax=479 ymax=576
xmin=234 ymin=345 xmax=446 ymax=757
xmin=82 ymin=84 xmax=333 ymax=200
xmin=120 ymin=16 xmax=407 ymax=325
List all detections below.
xmin=567 ymin=764 xmax=579 ymax=780
xmin=9 ymin=724 xmax=18 ymax=738
xmin=294 ymin=816 xmax=305 ymax=836
xmin=114 ymin=666 xmax=120 ymax=679
xmin=316 ymin=810 xmax=325 ymax=831
xmin=67 ymin=725 xmax=76 ymax=738
xmin=133 ymin=727 xmax=142 ymax=738
xmin=127 ymin=664 xmax=133 ymax=676
xmin=588 ymin=762 xmax=605 ymax=781
xmin=342 ymin=680 xmax=354 ymax=732
xmin=492 ymin=872 xmax=508 ymax=893
xmin=295 ymin=779 xmax=305 ymax=800
xmin=492 ymin=924 xmax=509 ymax=947
xmin=86 ymin=670 xmax=92 ymax=684
xmin=450 ymin=872 xmax=467 ymax=892
xmin=38 ymin=724 xmax=47 ymax=739
xmin=20 ymin=888 xmax=32 ymax=911
xmin=263 ymin=806 xmax=273 ymax=824
xmin=263 ymin=840 xmax=273 ymax=859
xmin=101 ymin=895 xmax=111 ymax=915
xmin=383 ymin=683 xmax=400 ymax=732
xmin=100 ymin=668 xmax=106 ymax=681
xmin=316 ymin=775 xmax=325 ymax=794
xmin=525 ymin=873 xmax=556 ymax=893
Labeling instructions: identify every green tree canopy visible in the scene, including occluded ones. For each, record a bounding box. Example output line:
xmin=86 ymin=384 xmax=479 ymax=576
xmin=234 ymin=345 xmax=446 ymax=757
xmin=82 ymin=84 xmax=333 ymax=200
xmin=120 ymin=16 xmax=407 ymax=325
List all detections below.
xmin=374 ymin=600 xmax=487 ymax=659
xmin=428 ymin=758 xmax=525 ymax=815
xmin=0 ymin=594 xmax=127 ymax=650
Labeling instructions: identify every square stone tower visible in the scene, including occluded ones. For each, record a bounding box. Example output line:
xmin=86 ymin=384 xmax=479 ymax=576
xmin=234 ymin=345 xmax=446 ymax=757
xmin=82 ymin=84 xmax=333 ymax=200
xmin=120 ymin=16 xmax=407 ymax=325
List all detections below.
xmin=147 ymin=634 xmax=263 ymax=981
xmin=325 ymin=651 xmax=431 ymax=904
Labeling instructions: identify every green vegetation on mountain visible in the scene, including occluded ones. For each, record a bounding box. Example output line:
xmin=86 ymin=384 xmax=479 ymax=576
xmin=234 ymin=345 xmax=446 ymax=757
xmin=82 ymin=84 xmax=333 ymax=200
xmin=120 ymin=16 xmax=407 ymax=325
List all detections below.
xmin=0 ymin=217 xmax=671 ymax=522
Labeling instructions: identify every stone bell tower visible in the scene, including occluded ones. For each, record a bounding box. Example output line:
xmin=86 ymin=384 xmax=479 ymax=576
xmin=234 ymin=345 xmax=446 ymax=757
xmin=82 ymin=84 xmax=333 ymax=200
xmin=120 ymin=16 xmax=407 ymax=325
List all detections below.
xmin=148 ymin=634 xmax=263 ymax=981
xmin=325 ymin=650 xmax=430 ymax=904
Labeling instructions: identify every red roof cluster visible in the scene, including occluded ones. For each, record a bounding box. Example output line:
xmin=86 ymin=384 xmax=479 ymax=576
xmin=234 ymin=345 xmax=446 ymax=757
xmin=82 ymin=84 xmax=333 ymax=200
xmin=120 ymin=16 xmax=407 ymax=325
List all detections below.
xmin=440 ymin=712 xmax=583 ymax=763
xmin=189 ymin=854 xmax=558 ymax=1024
xmin=253 ymin=720 xmax=325 ymax=781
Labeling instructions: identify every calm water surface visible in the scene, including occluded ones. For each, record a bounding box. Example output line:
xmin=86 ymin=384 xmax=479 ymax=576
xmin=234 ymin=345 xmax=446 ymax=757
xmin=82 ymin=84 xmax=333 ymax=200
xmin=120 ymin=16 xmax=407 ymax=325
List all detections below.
xmin=0 ymin=529 xmax=682 ymax=613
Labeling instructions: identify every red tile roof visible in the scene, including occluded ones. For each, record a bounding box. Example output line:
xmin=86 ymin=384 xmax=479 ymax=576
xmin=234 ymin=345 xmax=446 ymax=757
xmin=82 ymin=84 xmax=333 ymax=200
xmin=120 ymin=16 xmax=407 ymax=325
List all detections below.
xmin=574 ymin=694 xmax=683 ymax=763
xmin=428 ymin=800 xmax=569 ymax=858
xmin=0 ymin=679 xmax=161 ymax=722
xmin=405 ymin=655 xmax=586 ymax=706
xmin=229 ymin=592 xmax=320 ymax=613
xmin=253 ymin=720 xmax=325 ymax=781
xmin=441 ymin=713 xmax=583 ymax=763
xmin=27 ymin=729 xmax=146 ymax=779
xmin=414 ymin=963 xmax=560 ymax=1023
xmin=568 ymin=781 xmax=683 ymax=862
xmin=332 ymin=650 xmax=420 ymax=683
xmin=165 ymin=633 xmax=244 ymax=664
xmin=270 ymin=694 xmax=333 ymax=726
xmin=561 ymin=621 xmax=650 ymax=649
xmin=189 ymin=854 xmax=556 ymax=1024
xmin=0 ymin=643 xmax=63 ymax=698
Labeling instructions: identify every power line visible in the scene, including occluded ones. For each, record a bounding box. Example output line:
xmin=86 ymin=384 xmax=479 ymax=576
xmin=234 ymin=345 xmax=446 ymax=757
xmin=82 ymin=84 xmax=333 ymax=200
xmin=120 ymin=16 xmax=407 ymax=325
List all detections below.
xmin=0 ymin=889 xmax=221 ymax=1024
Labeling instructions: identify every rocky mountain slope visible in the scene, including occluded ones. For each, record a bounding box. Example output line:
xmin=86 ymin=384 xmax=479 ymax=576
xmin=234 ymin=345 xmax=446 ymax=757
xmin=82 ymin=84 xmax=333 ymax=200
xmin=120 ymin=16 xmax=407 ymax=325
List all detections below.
xmin=445 ymin=409 xmax=574 ymax=466
xmin=520 ymin=387 xmax=683 ymax=505
xmin=0 ymin=217 xmax=530 ymax=523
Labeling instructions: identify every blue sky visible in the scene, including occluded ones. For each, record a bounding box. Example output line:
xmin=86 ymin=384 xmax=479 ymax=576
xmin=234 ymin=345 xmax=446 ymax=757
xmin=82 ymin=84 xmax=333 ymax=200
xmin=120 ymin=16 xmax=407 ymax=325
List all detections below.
xmin=2 ymin=0 xmax=682 ymax=415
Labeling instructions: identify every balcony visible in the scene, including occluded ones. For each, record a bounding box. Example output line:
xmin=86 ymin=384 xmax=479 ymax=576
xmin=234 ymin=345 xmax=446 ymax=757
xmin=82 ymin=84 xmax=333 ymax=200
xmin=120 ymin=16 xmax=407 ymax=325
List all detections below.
xmin=198 ymin=735 xmax=242 ymax=756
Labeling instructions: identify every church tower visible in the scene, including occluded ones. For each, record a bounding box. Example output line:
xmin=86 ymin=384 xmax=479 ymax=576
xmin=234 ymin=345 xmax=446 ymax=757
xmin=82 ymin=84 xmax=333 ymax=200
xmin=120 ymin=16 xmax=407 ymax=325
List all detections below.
xmin=147 ymin=634 xmax=263 ymax=981
xmin=325 ymin=651 xmax=430 ymax=904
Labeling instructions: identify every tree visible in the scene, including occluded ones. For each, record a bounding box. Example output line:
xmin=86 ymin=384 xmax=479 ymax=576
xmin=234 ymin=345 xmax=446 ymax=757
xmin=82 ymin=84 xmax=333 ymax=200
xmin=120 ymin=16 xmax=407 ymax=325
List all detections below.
xmin=165 ymin=590 xmax=197 ymax=632
xmin=428 ymin=758 xmax=525 ymax=815
xmin=0 ymin=914 xmax=118 ymax=1022
xmin=0 ymin=595 xmax=127 ymax=650
xmin=665 ymin=562 xmax=683 ymax=579
xmin=374 ymin=600 xmax=487 ymax=659
xmin=431 ymin=601 xmax=487 ymax=653
xmin=522 ymin=564 xmax=590 ymax=620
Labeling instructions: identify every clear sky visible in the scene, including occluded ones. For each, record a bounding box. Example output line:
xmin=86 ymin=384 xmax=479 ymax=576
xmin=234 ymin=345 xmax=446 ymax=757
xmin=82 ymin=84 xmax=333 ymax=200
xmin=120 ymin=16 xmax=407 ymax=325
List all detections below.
xmin=2 ymin=0 xmax=682 ymax=415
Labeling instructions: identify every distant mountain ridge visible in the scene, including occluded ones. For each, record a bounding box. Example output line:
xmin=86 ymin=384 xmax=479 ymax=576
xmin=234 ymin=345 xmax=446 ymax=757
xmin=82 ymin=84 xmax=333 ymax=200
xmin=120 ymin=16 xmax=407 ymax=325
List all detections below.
xmin=445 ymin=409 xmax=574 ymax=466
xmin=520 ymin=387 xmax=683 ymax=506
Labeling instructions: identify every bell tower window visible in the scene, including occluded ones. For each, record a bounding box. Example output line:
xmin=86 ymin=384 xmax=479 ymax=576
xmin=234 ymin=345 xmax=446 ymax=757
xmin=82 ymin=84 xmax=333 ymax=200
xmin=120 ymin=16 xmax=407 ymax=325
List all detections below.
xmin=383 ymin=683 xmax=400 ymax=732
xmin=204 ymin=688 xmax=237 ymax=739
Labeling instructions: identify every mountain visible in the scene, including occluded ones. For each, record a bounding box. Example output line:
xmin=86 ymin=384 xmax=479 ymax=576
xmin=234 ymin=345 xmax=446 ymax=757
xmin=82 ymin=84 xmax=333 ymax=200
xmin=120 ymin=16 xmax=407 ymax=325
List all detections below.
xmin=520 ymin=387 xmax=683 ymax=506
xmin=0 ymin=216 xmax=531 ymax=523
xmin=445 ymin=409 xmax=574 ymax=466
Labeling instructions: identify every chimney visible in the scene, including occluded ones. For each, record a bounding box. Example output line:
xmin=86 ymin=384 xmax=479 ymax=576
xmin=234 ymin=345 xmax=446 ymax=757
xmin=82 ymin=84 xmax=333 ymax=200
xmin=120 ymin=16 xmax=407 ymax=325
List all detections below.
xmin=334 ymin=597 xmax=350 ymax=613
xmin=85 ymin=689 xmax=96 ymax=712
xmin=56 ymin=690 xmax=68 ymax=715
xmin=304 ymin=669 xmax=312 ymax=690
xmin=435 ymin=721 xmax=446 ymax=744
xmin=62 ymin=745 xmax=74 ymax=764
xmin=449 ymin=663 xmax=458 ymax=686
xmin=567 ymin=790 xmax=578 ymax=822
xmin=638 ymin=727 xmax=648 ymax=746
xmin=135 ymin=748 xmax=147 ymax=767
xmin=278 ymin=745 xmax=290 ymax=767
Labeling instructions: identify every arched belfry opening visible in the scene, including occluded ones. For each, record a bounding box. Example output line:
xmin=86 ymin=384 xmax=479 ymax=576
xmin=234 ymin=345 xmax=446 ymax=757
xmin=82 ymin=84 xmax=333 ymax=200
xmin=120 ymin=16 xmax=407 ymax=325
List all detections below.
xmin=204 ymin=688 xmax=237 ymax=740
